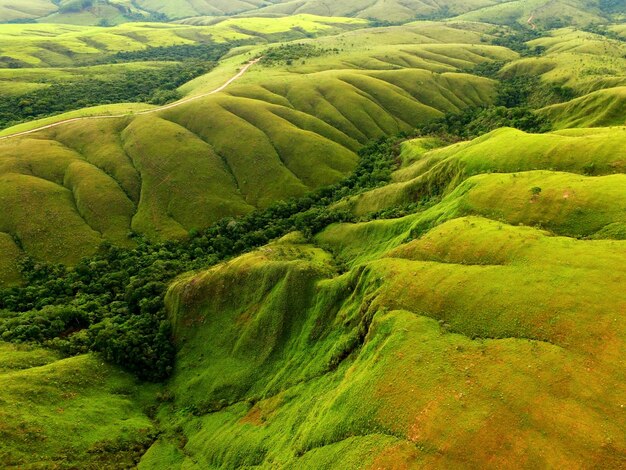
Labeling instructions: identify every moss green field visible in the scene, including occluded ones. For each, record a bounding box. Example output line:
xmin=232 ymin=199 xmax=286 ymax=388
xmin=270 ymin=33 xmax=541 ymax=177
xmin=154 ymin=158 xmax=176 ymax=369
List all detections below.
xmin=0 ymin=342 xmax=158 ymax=468
xmin=0 ymin=21 xmax=512 ymax=270
xmin=0 ymin=2 xmax=625 ymax=468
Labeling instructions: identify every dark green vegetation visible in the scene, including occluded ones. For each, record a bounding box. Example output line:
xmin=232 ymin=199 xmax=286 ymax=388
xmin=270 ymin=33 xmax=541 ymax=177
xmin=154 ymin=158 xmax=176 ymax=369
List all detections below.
xmin=1 ymin=5 xmax=626 ymax=468
xmin=259 ymin=43 xmax=337 ymax=66
xmin=0 ymin=42 xmax=233 ymax=129
xmin=0 ymin=138 xmax=397 ymax=380
xmin=0 ymin=60 xmax=213 ymax=128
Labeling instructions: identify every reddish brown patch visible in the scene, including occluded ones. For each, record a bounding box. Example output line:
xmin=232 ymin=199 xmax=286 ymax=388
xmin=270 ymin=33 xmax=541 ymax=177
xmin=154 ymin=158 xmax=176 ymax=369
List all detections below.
xmin=407 ymin=398 xmax=442 ymax=443
xmin=239 ymin=406 xmax=264 ymax=426
xmin=369 ymin=442 xmax=420 ymax=469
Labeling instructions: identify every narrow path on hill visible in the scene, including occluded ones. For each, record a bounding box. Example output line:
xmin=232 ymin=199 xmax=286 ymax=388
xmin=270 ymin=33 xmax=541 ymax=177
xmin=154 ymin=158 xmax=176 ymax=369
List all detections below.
xmin=0 ymin=57 xmax=261 ymax=141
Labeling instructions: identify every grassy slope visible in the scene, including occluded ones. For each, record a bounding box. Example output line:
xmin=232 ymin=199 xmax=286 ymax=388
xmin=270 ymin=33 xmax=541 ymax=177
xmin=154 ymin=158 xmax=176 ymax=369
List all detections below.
xmin=455 ymin=0 xmax=607 ymax=27
xmin=0 ymin=342 xmax=157 ymax=468
xmin=148 ymin=207 xmax=626 ymax=467
xmin=501 ymin=28 xmax=626 ymax=94
xmin=540 ymin=86 xmax=626 ymax=128
xmin=336 ymin=126 xmax=626 ymax=219
xmin=1 ymin=15 xmax=625 ymax=469
xmin=0 ymin=22 xmax=505 ymax=272
xmin=0 ymin=0 xmax=56 ymax=22
xmin=243 ymin=0 xmax=511 ymax=23
xmin=501 ymin=27 xmax=626 ymax=129
xmin=0 ymin=15 xmax=366 ymax=67
xmin=1 ymin=0 xmax=611 ymax=24
xmin=139 ymin=121 xmax=626 ymax=468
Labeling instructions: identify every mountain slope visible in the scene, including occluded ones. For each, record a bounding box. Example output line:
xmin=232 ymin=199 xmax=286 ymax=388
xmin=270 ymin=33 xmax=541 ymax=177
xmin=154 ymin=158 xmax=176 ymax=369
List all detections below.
xmin=147 ymin=171 xmax=626 ymax=467
xmin=0 ymin=23 xmax=509 ymax=276
xmin=0 ymin=342 xmax=157 ymax=468
xmin=540 ymin=86 xmax=626 ymax=128
xmin=2 ymin=0 xmax=616 ymax=24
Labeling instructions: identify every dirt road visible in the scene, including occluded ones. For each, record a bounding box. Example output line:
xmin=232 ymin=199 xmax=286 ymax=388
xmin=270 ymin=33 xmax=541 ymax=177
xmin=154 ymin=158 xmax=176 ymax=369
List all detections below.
xmin=0 ymin=57 xmax=261 ymax=142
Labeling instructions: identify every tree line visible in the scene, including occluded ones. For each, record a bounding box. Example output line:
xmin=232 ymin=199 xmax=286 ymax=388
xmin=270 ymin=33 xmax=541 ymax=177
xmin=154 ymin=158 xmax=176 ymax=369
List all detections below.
xmin=0 ymin=138 xmax=400 ymax=381
xmin=0 ymin=42 xmax=235 ymax=129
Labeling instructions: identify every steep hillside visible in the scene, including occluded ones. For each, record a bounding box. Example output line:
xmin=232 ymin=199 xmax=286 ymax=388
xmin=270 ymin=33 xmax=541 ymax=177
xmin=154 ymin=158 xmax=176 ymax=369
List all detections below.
xmin=540 ymin=86 xmax=626 ymax=128
xmin=0 ymin=22 xmax=509 ymax=275
xmin=501 ymin=27 xmax=626 ymax=94
xmin=146 ymin=122 xmax=626 ymax=465
xmin=1 ymin=11 xmax=626 ymax=468
xmin=0 ymin=342 xmax=157 ymax=468
xmin=336 ymin=126 xmax=626 ymax=218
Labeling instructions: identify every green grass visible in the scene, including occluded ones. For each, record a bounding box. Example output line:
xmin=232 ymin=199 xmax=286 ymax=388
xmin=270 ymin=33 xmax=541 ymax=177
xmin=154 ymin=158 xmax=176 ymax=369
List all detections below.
xmin=339 ymin=126 xmax=626 ymax=217
xmin=540 ymin=86 xmax=626 ymax=128
xmin=241 ymin=0 xmax=510 ymax=23
xmin=0 ymin=15 xmax=366 ymax=67
xmin=0 ymin=232 xmax=22 ymax=286
xmin=0 ymin=22 xmax=507 ymax=270
xmin=454 ymin=0 xmax=608 ymax=27
xmin=3 ymin=15 xmax=626 ymax=468
xmin=143 ymin=211 xmax=626 ymax=467
xmin=500 ymin=27 xmax=626 ymax=94
xmin=141 ymin=116 xmax=626 ymax=465
xmin=0 ymin=0 xmax=56 ymax=22
xmin=0 ymin=342 xmax=158 ymax=468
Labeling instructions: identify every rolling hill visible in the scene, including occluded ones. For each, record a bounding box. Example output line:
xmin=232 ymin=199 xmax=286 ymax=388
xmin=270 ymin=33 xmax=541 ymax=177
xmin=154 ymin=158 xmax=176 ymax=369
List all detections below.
xmin=0 ymin=0 xmax=620 ymax=25
xmin=0 ymin=21 xmax=511 ymax=280
xmin=0 ymin=342 xmax=158 ymax=468
xmin=138 ymin=122 xmax=626 ymax=468
xmin=0 ymin=5 xmax=625 ymax=469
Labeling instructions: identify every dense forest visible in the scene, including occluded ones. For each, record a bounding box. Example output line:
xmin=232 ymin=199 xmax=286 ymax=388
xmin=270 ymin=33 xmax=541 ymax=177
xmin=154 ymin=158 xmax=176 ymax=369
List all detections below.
xmin=0 ymin=138 xmax=400 ymax=380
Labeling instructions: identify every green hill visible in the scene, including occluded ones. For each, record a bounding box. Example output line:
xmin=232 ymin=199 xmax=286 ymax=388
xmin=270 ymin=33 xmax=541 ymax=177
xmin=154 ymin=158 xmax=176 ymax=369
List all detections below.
xmin=1 ymin=0 xmax=618 ymax=25
xmin=337 ymin=126 xmax=626 ymax=218
xmin=455 ymin=0 xmax=609 ymax=27
xmin=148 ymin=191 xmax=626 ymax=467
xmin=540 ymin=86 xmax=626 ymax=128
xmin=0 ymin=342 xmax=157 ymax=468
xmin=0 ymin=22 xmax=509 ymax=276
xmin=1 ymin=9 xmax=626 ymax=469
xmin=137 ymin=119 xmax=626 ymax=467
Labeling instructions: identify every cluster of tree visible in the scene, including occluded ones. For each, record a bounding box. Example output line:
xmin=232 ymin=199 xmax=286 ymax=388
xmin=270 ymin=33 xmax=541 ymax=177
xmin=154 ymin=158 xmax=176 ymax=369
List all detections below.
xmin=415 ymin=72 xmax=556 ymax=140
xmin=58 ymin=0 xmax=95 ymax=14
xmin=487 ymin=26 xmax=544 ymax=56
xmin=415 ymin=106 xmax=550 ymax=140
xmin=0 ymin=61 xmax=213 ymax=129
xmin=56 ymin=0 xmax=169 ymax=23
xmin=107 ymin=43 xmax=232 ymax=64
xmin=0 ymin=42 xmax=236 ymax=128
xmin=599 ymin=0 xmax=623 ymax=14
xmin=0 ymin=138 xmax=400 ymax=381
xmin=497 ymin=75 xmax=576 ymax=108
xmin=260 ymin=43 xmax=338 ymax=66
xmin=583 ymin=24 xmax=624 ymax=41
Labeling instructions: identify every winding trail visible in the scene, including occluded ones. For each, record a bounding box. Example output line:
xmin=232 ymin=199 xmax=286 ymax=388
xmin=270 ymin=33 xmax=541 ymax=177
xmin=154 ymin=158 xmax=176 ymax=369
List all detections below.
xmin=0 ymin=57 xmax=261 ymax=142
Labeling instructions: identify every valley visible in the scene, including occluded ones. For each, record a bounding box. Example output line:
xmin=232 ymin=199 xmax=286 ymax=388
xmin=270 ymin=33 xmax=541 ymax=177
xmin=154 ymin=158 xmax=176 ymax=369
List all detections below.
xmin=0 ymin=0 xmax=624 ymax=468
